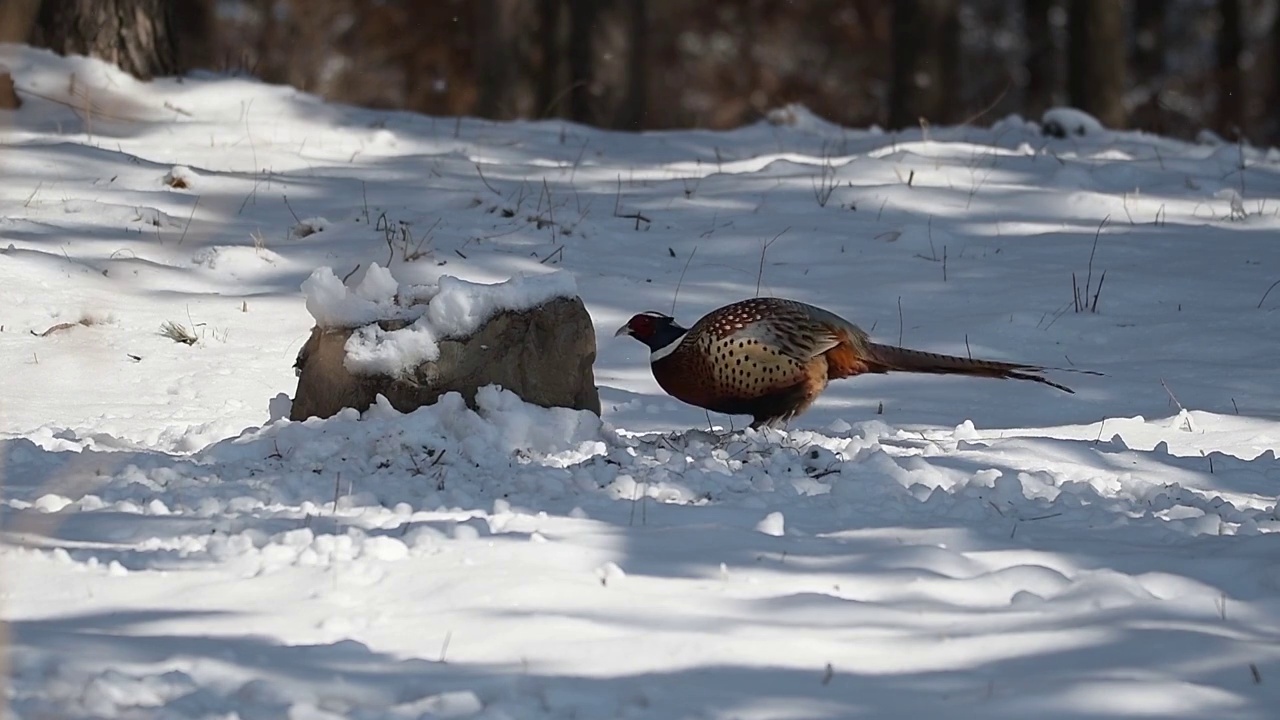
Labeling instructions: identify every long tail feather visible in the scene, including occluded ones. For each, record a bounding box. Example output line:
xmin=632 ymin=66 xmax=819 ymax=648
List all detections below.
xmin=865 ymin=343 xmax=1089 ymax=393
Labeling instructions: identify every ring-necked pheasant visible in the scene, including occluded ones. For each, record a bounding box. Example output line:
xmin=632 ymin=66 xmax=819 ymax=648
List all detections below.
xmin=616 ymin=297 xmax=1082 ymax=428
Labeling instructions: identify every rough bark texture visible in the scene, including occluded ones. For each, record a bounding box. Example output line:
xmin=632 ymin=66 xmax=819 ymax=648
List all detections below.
xmin=889 ymin=0 xmax=960 ymax=130
xmin=34 ymin=0 xmax=179 ymax=80
xmin=1067 ymin=0 xmax=1126 ymax=129
xmin=291 ymin=297 xmax=601 ymax=421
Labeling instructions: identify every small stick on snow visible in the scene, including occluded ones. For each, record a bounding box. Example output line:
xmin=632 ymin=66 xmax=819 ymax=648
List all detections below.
xmin=1160 ymin=379 xmax=1185 ymax=412
xmin=539 ymin=245 xmax=564 ymax=264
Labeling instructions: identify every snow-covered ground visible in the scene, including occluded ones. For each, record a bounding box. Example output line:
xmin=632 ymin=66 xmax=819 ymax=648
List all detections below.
xmin=3 ymin=45 xmax=1280 ymax=719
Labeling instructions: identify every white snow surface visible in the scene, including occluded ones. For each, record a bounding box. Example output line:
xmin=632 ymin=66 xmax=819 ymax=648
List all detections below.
xmin=3 ymin=44 xmax=1280 ymax=719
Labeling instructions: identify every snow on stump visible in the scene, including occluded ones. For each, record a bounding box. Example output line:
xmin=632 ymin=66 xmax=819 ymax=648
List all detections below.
xmin=291 ymin=264 xmax=600 ymax=421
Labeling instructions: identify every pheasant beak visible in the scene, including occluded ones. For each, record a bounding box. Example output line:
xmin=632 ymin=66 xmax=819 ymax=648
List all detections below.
xmin=613 ymin=322 xmax=633 ymax=338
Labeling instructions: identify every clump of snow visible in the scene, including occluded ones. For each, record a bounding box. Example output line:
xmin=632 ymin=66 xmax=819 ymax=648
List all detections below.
xmin=162 ymin=165 xmax=196 ymax=189
xmin=1041 ymin=107 xmax=1105 ymax=138
xmin=290 ymin=216 xmax=330 ymax=239
xmin=422 ymin=271 xmax=577 ymax=338
xmin=1214 ymin=187 xmax=1248 ymax=220
xmin=303 ymin=263 xmax=577 ymax=376
xmin=301 ymin=264 xmax=404 ymax=328
xmin=596 ymin=561 xmax=627 ymax=585
xmin=763 ymin=103 xmax=839 ymax=132
xmin=343 ymin=317 xmax=440 ymax=375
xmin=1196 ymin=128 xmax=1228 ymax=146
xmin=755 ymin=510 xmax=785 ymax=536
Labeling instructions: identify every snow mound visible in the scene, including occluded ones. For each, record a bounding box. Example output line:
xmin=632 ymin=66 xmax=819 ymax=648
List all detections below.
xmin=1041 ymin=107 xmax=1106 ymax=137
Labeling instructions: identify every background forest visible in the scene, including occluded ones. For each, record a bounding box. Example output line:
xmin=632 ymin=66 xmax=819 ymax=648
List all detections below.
xmin=2 ymin=0 xmax=1278 ymax=144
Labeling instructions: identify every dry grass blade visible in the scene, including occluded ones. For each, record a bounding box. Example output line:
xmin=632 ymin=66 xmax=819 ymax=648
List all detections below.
xmin=159 ymin=320 xmax=198 ymax=345
xmin=671 ymin=246 xmax=699 ymax=315
xmin=1257 ymin=279 xmax=1280 ymax=309
xmin=756 ymin=229 xmax=788 ymax=297
xmin=33 ymin=316 xmax=98 ymax=337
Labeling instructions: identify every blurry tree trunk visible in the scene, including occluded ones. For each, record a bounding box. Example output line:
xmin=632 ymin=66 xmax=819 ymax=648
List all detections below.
xmin=1067 ymin=0 xmax=1126 ymax=128
xmin=476 ymin=0 xmax=521 ymax=119
xmin=1215 ymin=0 xmax=1244 ymax=138
xmin=0 ymin=0 xmax=41 ymax=43
xmin=1272 ymin=6 xmax=1280 ymax=143
xmin=889 ymin=0 xmax=960 ymax=130
xmin=1131 ymin=0 xmax=1166 ymax=81
xmin=567 ymin=0 xmax=597 ymax=124
xmin=34 ymin=0 xmax=179 ymax=80
xmin=537 ymin=0 xmax=563 ymax=116
xmin=1128 ymin=0 xmax=1168 ymax=135
xmin=618 ymin=0 xmax=647 ymax=129
xmin=1023 ymin=0 xmax=1057 ymax=119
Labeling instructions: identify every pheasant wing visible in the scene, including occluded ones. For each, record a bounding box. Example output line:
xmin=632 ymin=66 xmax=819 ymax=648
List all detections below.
xmin=691 ymin=299 xmax=843 ymax=400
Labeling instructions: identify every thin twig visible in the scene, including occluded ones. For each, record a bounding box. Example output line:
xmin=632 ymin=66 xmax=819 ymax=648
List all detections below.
xmin=897 ymin=296 xmax=904 ymax=346
xmin=439 ymin=630 xmax=453 ymax=663
xmin=475 ymin=162 xmax=499 ymax=195
xmin=177 ymin=196 xmax=200 ymax=245
xmin=756 ymin=229 xmax=789 ymax=297
xmin=1257 ymin=279 xmax=1280 ymax=309
xmin=1090 ymin=270 xmax=1107 ymax=313
xmin=1160 ymin=379 xmax=1185 ymax=412
xmin=282 ymin=194 xmax=301 ymax=224
xmin=1084 ymin=215 xmax=1108 ymax=305
xmin=957 ymin=79 xmax=1012 ymax=127
xmin=671 ymin=246 xmax=699 ymax=315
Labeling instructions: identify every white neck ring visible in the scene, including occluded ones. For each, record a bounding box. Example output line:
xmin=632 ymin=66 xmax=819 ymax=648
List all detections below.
xmin=649 ymin=333 xmax=686 ymax=362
